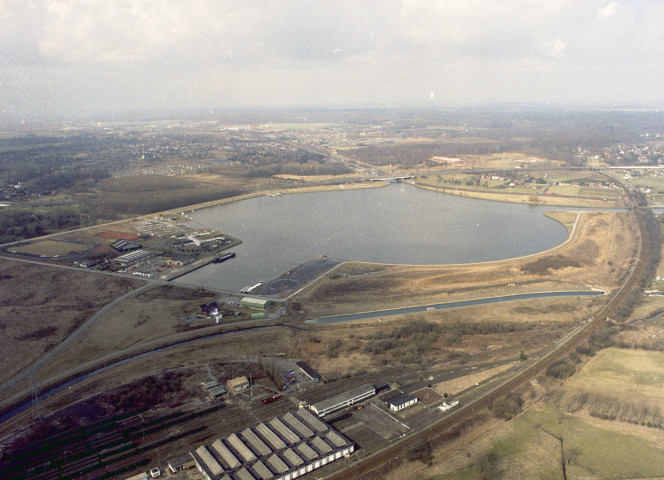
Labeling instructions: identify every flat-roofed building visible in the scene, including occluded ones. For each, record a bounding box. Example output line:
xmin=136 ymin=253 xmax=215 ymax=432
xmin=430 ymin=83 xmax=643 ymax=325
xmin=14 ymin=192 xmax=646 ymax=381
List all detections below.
xmin=190 ymin=411 xmax=354 ymax=480
xmin=111 ymin=249 xmax=157 ymax=267
xmin=310 ymin=384 xmax=376 ymax=417
xmin=168 ymin=454 xmax=196 ymax=473
xmin=386 ymin=392 xmax=418 ymax=412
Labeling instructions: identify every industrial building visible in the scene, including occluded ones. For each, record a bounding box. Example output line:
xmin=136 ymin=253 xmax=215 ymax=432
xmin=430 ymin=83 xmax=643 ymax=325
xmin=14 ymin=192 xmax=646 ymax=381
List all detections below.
xmin=202 ymin=380 xmax=228 ymax=398
xmin=227 ymin=376 xmax=250 ymax=395
xmin=240 ymin=297 xmax=272 ymax=310
xmin=110 ymin=249 xmax=157 ymax=267
xmin=295 ymin=361 xmax=321 ymax=381
xmin=190 ymin=409 xmax=354 ymax=480
xmin=386 ymin=393 xmax=418 ymax=412
xmin=166 ymin=255 xmax=195 ymax=267
xmin=309 ymin=384 xmax=376 ymax=417
xmin=168 ymin=454 xmax=196 ymax=473
xmin=110 ymin=239 xmax=141 ymax=253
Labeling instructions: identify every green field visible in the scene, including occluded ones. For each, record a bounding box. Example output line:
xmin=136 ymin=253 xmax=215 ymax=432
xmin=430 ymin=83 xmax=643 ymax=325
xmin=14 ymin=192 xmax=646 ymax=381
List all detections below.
xmin=9 ymin=240 xmax=89 ymax=256
xmin=567 ymin=348 xmax=664 ymax=392
xmin=430 ymin=349 xmax=664 ymax=480
xmin=629 ymin=175 xmax=664 ymax=192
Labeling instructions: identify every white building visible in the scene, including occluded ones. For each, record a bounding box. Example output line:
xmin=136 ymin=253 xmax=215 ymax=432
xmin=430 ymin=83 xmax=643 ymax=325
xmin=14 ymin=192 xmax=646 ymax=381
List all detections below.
xmin=386 ymin=393 xmax=418 ymax=412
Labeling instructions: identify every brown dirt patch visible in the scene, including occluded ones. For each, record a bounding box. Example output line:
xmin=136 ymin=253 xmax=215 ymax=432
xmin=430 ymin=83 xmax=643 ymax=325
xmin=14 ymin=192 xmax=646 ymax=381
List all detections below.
xmin=36 ymin=285 xmax=218 ymax=377
xmin=0 ymin=259 xmax=144 ymax=384
xmin=435 ymin=363 xmax=515 ymax=396
xmin=296 ymin=296 xmax=596 ymax=380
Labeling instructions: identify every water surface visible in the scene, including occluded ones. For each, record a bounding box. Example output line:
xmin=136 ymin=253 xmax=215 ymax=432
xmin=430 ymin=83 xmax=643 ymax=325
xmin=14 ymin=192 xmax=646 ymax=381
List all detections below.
xmin=177 ymin=184 xmax=567 ymax=291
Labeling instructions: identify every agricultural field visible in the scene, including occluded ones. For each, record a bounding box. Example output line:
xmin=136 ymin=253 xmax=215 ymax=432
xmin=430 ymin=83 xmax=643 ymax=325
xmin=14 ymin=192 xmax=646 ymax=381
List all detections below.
xmin=628 ymin=173 xmax=664 ymax=193
xmin=413 ymin=169 xmax=623 ymax=207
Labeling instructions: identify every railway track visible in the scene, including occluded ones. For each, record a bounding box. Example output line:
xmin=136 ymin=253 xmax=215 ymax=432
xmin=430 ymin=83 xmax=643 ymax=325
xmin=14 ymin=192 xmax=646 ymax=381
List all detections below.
xmin=323 ymin=174 xmax=651 ymax=480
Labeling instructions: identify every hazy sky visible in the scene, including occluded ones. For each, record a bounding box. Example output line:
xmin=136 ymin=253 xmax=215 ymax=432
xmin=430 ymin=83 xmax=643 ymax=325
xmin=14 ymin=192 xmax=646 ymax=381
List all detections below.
xmin=2 ymin=0 xmax=664 ymax=118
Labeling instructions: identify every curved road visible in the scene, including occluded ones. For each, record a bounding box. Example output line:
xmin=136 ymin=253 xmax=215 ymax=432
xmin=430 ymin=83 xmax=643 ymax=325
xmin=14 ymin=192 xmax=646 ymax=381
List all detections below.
xmin=0 ymin=282 xmax=153 ymax=396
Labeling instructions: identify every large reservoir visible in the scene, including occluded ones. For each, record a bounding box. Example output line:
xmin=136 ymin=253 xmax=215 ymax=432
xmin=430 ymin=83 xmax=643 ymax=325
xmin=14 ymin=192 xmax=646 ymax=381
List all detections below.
xmin=177 ymin=184 xmax=568 ymax=291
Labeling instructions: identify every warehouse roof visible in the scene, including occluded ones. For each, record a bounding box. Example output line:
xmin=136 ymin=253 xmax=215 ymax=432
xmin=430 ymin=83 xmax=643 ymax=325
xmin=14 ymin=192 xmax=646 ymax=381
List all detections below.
xmin=310 ymin=383 xmax=376 ymax=416
xmin=240 ymin=297 xmax=271 ymax=308
xmin=295 ymin=408 xmax=327 ymax=433
xmin=256 ymin=422 xmax=286 ymax=451
xmin=310 ymin=436 xmax=332 ymax=455
xmin=295 ymin=442 xmax=318 ymax=462
xmin=282 ymin=412 xmax=313 ymax=439
xmin=241 ymin=428 xmax=271 ymax=457
xmin=189 ymin=411 xmax=354 ymax=480
xmin=195 ymin=446 xmax=223 ymax=476
xmin=228 ymin=433 xmax=256 ymax=463
xmin=251 ymin=461 xmax=273 ymax=480
xmin=235 ymin=467 xmax=255 ymax=480
xmin=268 ymin=418 xmax=299 ymax=445
xmin=266 ymin=454 xmax=288 ymax=474
xmin=211 ymin=439 xmax=240 ymax=469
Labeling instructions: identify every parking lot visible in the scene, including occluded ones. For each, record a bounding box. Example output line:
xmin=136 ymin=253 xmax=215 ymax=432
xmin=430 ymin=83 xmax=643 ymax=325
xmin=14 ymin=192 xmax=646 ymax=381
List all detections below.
xmin=354 ymin=403 xmax=410 ymax=440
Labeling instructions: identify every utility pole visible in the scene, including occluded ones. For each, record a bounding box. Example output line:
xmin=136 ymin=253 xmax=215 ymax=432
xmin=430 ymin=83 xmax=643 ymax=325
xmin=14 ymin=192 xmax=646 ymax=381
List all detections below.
xmin=30 ymin=373 xmax=44 ymax=420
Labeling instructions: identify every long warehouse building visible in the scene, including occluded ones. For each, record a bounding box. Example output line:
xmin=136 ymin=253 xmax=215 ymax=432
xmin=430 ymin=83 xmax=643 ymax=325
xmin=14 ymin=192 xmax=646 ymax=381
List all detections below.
xmin=190 ymin=409 xmax=354 ymax=480
xmin=309 ymin=384 xmax=376 ymax=417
